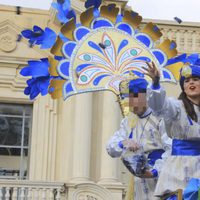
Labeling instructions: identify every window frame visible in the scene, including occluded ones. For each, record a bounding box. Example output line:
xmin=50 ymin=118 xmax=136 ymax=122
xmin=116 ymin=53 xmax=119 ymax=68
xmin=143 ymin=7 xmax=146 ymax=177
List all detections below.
xmin=0 ymin=103 xmax=33 ymax=180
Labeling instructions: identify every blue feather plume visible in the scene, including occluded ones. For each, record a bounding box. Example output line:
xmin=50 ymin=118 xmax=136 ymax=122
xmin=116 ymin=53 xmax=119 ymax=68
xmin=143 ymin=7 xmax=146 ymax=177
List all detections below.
xmin=85 ymin=0 xmax=102 ymax=9
xmin=20 ymin=58 xmax=51 ymax=99
xmin=51 ymin=0 xmax=76 ymax=23
xmin=165 ymin=53 xmax=187 ymax=66
xmin=24 ymin=77 xmax=51 ymax=100
xmin=21 ymin=26 xmax=56 ymax=49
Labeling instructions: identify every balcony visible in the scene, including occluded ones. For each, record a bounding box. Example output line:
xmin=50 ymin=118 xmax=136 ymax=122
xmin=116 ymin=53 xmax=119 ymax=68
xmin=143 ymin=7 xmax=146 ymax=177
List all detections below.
xmin=0 ymin=180 xmax=66 ymax=200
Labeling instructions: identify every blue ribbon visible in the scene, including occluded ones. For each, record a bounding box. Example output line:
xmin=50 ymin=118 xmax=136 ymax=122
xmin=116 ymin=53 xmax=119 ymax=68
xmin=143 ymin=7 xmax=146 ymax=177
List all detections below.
xmin=183 ymin=178 xmax=200 ymax=200
xmin=147 ymin=149 xmax=165 ymax=166
xmin=166 ymin=194 xmax=178 ymax=200
xmin=172 ymin=139 xmax=200 ymax=156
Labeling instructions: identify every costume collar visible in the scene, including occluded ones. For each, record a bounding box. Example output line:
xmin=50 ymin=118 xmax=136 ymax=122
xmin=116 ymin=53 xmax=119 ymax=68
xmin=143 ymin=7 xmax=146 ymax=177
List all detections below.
xmin=138 ymin=107 xmax=152 ymax=118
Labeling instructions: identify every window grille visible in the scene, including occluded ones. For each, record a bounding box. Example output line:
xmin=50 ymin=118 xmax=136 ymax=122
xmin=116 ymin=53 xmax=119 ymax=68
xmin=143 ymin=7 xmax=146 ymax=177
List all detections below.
xmin=0 ymin=103 xmax=32 ymax=180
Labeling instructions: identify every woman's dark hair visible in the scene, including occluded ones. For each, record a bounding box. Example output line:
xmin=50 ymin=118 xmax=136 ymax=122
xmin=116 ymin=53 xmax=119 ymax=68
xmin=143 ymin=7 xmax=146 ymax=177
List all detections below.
xmin=178 ymin=92 xmax=198 ymax=122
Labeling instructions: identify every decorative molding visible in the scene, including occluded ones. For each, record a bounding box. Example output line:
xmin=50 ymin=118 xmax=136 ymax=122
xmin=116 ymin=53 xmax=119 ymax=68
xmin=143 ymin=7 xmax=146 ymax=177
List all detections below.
xmin=0 ymin=4 xmax=49 ymax=15
xmin=68 ymin=183 xmax=113 ymax=200
xmin=0 ymin=33 xmax=16 ymax=52
xmin=78 ymin=194 xmax=98 ymax=200
xmin=0 ymin=19 xmax=21 ymax=33
xmin=0 ymin=20 xmax=49 ymax=57
xmin=71 ymin=1 xmax=86 ymax=14
xmin=138 ymin=21 xmax=200 ymax=54
xmin=159 ymin=25 xmax=200 ymax=53
xmin=0 ymin=63 xmax=26 ymax=92
xmin=0 ymin=20 xmax=19 ymax=53
xmin=29 ymin=96 xmax=59 ymax=181
xmin=0 ymin=180 xmax=66 ymax=199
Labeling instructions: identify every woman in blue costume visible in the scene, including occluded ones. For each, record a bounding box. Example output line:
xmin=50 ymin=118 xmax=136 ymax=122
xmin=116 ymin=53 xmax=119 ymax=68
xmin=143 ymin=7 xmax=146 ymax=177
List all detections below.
xmin=145 ymin=61 xmax=200 ymax=199
xmin=106 ymin=77 xmax=171 ymax=200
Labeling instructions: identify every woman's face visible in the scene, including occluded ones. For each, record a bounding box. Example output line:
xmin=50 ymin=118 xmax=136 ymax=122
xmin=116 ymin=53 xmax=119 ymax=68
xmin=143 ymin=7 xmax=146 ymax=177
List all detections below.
xmin=183 ymin=77 xmax=200 ymax=100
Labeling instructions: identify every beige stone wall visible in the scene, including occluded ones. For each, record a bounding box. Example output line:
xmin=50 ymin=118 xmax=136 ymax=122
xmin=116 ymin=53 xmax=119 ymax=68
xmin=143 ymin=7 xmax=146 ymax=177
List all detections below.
xmin=0 ymin=1 xmax=199 ymax=199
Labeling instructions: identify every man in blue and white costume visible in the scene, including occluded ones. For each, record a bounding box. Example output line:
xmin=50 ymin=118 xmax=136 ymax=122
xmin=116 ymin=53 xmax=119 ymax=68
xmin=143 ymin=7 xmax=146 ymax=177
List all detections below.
xmin=145 ymin=60 xmax=200 ymax=199
xmin=106 ymin=77 xmax=171 ymax=200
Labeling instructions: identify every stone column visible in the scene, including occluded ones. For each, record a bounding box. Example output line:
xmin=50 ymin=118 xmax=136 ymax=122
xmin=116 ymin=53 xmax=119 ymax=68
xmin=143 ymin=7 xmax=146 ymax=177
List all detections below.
xmin=54 ymin=97 xmax=75 ymax=182
xmin=191 ymin=31 xmax=196 ymax=52
xmin=70 ymin=93 xmax=93 ymax=182
xmin=29 ymin=96 xmax=58 ymax=181
xmin=96 ymin=91 xmax=122 ymax=185
xmin=55 ymin=93 xmax=93 ymax=183
xmin=183 ymin=30 xmax=189 ymax=52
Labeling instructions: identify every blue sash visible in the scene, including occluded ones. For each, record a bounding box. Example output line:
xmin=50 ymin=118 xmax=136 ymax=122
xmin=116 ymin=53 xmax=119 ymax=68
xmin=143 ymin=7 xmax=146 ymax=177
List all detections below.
xmin=147 ymin=149 xmax=165 ymax=166
xmin=172 ymin=139 xmax=200 ymax=156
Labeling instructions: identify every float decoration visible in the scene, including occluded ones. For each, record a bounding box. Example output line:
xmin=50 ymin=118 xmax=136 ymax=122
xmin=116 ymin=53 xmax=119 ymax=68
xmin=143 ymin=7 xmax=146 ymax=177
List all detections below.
xmin=20 ymin=0 xmax=183 ymax=100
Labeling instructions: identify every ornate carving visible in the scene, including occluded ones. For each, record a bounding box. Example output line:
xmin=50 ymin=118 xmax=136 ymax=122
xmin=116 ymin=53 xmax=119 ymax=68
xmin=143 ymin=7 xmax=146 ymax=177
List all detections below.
xmin=78 ymin=194 xmax=85 ymax=200
xmin=72 ymin=183 xmax=113 ymax=200
xmin=86 ymin=195 xmax=98 ymax=200
xmin=77 ymin=194 xmax=98 ymax=200
xmin=0 ymin=34 xmax=16 ymax=52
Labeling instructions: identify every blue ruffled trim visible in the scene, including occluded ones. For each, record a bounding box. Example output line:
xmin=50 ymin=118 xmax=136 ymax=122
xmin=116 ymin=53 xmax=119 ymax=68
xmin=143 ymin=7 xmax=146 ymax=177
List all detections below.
xmin=118 ymin=141 xmax=124 ymax=149
xmin=151 ymin=169 xmax=158 ymax=177
xmin=151 ymin=83 xmax=161 ymax=90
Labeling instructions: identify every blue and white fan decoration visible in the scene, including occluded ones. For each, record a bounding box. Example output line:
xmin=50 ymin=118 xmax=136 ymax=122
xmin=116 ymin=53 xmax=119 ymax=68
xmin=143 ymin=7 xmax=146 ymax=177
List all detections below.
xmin=20 ymin=0 xmax=181 ymax=100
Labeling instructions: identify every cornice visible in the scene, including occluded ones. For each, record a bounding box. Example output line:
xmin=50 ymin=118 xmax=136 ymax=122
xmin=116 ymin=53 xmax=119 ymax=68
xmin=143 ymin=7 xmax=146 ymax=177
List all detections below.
xmin=0 ymin=1 xmax=200 ymax=57
xmin=0 ymin=4 xmax=50 ymax=16
xmin=142 ymin=19 xmax=200 ymax=29
xmin=0 ymin=62 xmax=27 ymax=95
xmin=71 ymin=1 xmax=86 ymax=14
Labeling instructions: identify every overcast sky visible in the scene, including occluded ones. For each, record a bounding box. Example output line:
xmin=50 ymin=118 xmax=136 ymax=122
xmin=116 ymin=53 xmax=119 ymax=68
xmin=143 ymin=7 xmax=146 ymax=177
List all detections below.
xmin=127 ymin=0 xmax=200 ymax=23
xmin=0 ymin=0 xmax=200 ymax=23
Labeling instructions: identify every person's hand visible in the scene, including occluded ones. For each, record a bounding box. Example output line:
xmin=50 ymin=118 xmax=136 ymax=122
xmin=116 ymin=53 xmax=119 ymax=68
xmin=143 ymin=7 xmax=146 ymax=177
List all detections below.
xmin=122 ymin=139 xmax=140 ymax=152
xmin=138 ymin=170 xmax=154 ymax=178
xmin=143 ymin=62 xmax=160 ymax=85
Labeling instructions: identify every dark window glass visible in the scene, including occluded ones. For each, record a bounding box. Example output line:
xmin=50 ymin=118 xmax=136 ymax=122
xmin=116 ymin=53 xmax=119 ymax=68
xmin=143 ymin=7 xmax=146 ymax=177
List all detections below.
xmin=0 ymin=103 xmax=32 ymax=179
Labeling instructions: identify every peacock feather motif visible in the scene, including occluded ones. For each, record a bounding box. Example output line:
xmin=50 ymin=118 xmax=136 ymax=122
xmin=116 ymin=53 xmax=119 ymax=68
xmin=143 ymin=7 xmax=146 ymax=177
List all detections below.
xmin=20 ymin=0 xmax=186 ymax=100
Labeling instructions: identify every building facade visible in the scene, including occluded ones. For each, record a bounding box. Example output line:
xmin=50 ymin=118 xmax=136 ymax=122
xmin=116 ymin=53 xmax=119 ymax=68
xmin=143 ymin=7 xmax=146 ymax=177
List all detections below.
xmin=0 ymin=1 xmax=200 ymax=199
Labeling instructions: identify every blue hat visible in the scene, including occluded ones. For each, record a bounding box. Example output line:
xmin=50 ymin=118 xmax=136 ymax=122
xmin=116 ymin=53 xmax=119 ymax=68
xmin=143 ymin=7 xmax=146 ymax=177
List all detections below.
xmin=180 ymin=65 xmax=200 ymax=90
xmin=178 ymin=53 xmax=200 ymax=90
xmin=129 ymin=78 xmax=148 ymax=93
